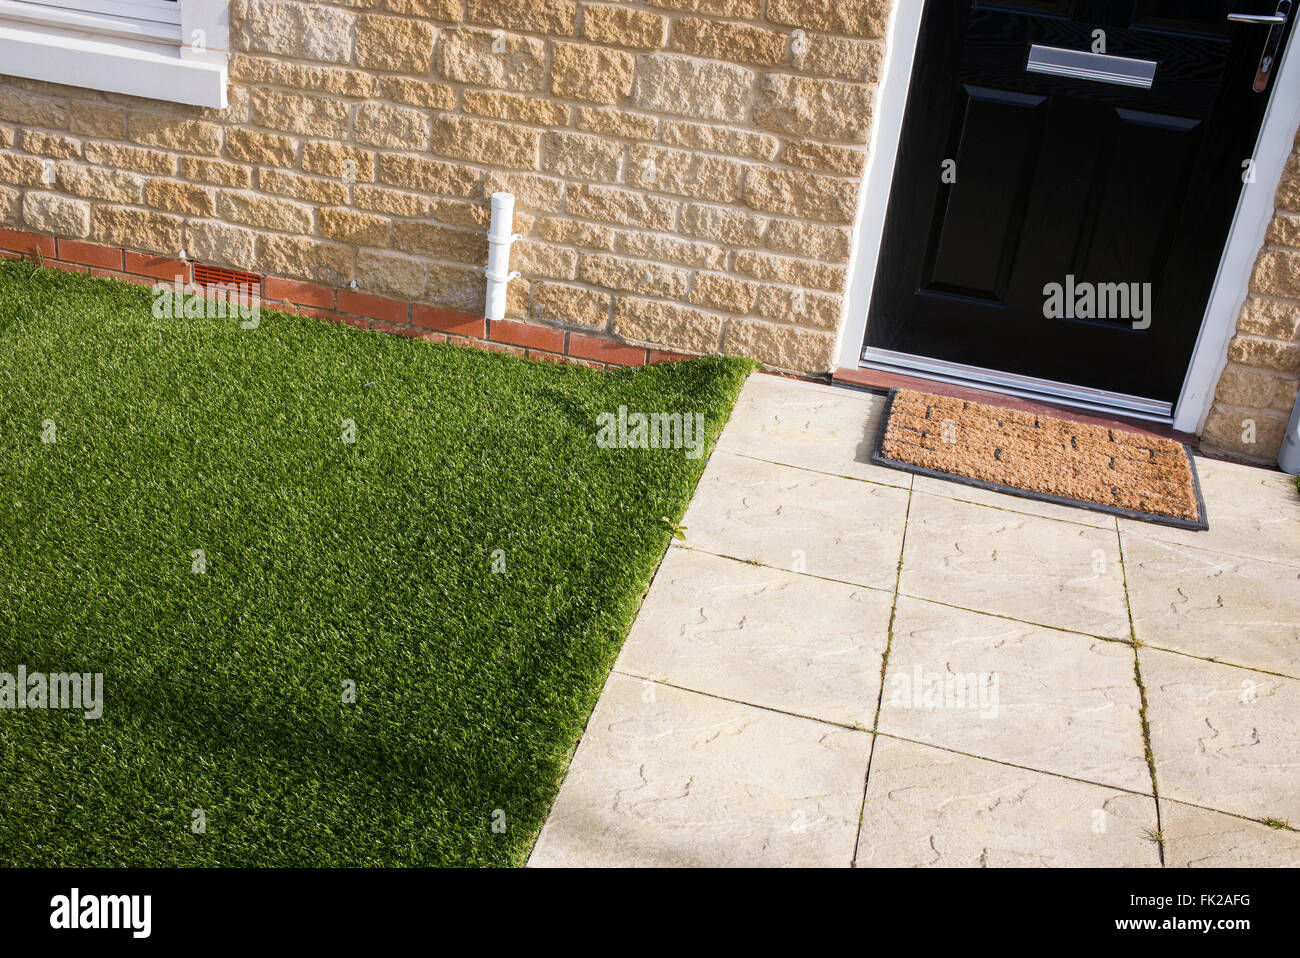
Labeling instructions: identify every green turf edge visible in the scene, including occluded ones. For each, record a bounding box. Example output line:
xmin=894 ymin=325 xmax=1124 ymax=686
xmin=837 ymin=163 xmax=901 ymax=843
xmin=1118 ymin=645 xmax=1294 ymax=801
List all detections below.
xmin=0 ymin=258 xmax=759 ymax=866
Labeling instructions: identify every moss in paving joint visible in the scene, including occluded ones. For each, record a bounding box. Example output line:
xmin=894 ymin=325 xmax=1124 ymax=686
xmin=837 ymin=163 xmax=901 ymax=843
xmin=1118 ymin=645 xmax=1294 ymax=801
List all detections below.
xmin=852 ymin=490 xmax=914 ymax=865
xmin=1117 ymin=528 xmax=1165 ymax=865
xmin=1133 ymin=658 xmax=1160 ymax=803
xmin=1131 ymin=639 xmax=1165 ymax=867
xmin=903 ymin=593 xmax=1128 ymax=644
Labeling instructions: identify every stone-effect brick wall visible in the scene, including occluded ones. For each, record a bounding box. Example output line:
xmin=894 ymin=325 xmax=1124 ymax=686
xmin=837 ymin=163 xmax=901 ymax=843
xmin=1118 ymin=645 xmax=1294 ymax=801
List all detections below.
xmin=0 ymin=0 xmax=893 ymax=374
xmin=1203 ymin=131 xmax=1300 ymax=462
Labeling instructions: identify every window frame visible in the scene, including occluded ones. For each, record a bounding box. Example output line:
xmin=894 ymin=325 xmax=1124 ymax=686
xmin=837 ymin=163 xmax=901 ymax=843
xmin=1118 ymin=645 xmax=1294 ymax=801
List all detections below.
xmin=0 ymin=0 xmax=228 ymax=108
xmin=26 ymin=0 xmax=181 ymax=26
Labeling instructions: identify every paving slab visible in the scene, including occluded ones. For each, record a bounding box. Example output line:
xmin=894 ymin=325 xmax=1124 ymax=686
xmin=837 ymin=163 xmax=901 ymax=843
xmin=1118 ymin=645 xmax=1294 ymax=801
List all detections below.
xmin=528 ymin=674 xmax=871 ymax=868
xmin=1142 ymin=649 xmax=1300 ymax=823
xmin=1161 ymin=801 xmax=1300 ymax=867
xmin=715 ymin=374 xmax=909 ymax=486
xmin=680 ymin=450 xmax=910 ymax=591
xmin=1119 ymin=456 xmax=1300 ymax=568
xmin=900 ymin=492 xmax=1130 ymax=638
xmin=856 ymin=737 xmax=1160 ymax=867
xmin=616 ymin=546 xmax=893 ymax=727
xmin=529 ymin=374 xmax=1300 ymax=868
xmin=878 ymin=596 xmax=1150 ymax=792
xmin=1123 ymin=534 xmax=1300 ymax=678
xmin=911 ymin=474 xmax=1118 ymax=530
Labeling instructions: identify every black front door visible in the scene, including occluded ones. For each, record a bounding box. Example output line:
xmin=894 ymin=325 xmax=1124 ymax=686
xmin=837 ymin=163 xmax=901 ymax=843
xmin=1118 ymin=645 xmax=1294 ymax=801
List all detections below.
xmin=865 ymin=1 xmax=1294 ymax=409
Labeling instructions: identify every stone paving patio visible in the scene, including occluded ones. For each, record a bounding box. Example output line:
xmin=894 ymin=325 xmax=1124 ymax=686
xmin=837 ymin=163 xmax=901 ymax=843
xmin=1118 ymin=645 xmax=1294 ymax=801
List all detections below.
xmin=530 ymin=374 xmax=1300 ymax=868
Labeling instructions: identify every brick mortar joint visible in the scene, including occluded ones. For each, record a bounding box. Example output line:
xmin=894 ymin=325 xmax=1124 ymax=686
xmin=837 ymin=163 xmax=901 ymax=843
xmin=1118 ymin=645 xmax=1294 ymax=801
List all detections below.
xmin=1219 ymin=359 xmax=1300 ymax=380
xmin=1208 ymin=398 xmax=1292 ymax=418
xmin=4 ymin=90 xmax=871 ymax=210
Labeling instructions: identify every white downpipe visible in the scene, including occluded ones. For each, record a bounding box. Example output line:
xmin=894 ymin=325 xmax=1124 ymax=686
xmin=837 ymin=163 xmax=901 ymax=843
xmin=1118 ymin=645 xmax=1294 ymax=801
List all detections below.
xmin=484 ymin=192 xmax=521 ymax=322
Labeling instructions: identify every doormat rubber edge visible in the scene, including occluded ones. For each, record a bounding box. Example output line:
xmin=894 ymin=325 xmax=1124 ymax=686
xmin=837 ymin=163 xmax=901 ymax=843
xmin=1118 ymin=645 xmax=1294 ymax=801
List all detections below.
xmin=869 ymin=388 xmax=1210 ymax=531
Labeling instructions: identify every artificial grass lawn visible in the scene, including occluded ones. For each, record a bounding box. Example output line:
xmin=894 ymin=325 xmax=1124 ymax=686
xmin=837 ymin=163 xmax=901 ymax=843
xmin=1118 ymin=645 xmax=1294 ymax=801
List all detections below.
xmin=0 ymin=260 xmax=752 ymax=866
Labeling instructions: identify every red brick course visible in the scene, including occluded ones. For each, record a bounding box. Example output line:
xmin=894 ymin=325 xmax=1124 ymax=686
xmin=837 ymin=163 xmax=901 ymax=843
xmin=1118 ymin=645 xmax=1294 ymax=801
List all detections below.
xmin=567 ymin=332 xmax=648 ymax=366
xmin=57 ymin=239 xmax=123 ymax=270
xmin=487 ymin=319 xmax=565 ymax=353
xmin=337 ymin=289 xmax=409 ymax=325
xmin=124 ymin=251 xmax=191 ymax=283
xmin=0 ymin=227 xmax=54 ymax=260
xmin=0 ymin=230 xmax=695 ymax=370
xmin=263 ymin=277 xmax=336 ymax=309
xmin=412 ymin=304 xmax=484 ymax=339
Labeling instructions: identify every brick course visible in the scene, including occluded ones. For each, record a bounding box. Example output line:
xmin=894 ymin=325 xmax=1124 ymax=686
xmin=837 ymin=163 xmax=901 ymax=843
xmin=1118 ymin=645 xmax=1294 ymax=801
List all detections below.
xmin=0 ymin=229 xmax=656 ymax=369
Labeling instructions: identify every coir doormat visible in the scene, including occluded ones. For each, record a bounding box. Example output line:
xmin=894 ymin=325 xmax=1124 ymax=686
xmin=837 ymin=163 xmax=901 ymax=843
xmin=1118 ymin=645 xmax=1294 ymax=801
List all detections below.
xmin=871 ymin=389 xmax=1208 ymax=530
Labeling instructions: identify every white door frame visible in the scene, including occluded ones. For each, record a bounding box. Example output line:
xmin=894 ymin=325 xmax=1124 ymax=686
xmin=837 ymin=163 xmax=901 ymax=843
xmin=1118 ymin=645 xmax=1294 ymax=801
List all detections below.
xmin=834 ymin=1 xmax=1300 ymax=434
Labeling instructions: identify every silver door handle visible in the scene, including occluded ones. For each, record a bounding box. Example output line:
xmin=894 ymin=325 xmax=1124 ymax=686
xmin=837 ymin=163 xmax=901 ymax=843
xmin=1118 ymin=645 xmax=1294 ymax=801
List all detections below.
xmin=1230 ymin=1 xmax=1292 ymax=91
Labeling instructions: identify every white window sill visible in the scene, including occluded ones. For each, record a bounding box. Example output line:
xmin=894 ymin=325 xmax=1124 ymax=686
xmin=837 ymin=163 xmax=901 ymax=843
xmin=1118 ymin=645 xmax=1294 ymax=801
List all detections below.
xmin=0 ymin=19 xmax=227 ymax=109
